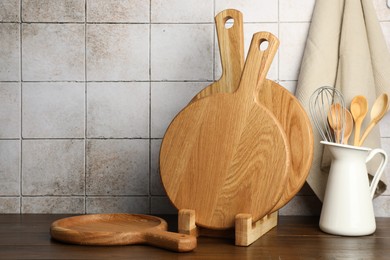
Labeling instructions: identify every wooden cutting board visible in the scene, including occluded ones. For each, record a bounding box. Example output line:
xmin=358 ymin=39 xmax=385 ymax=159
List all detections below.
xmin=190 ymin=9 xmax=244 ymax=102
xmin=50 ymin=213 xmax=196 ymax=252
xmin=257 ymin=80 xmax=314 ymax=212
xmin=191 ymin=10 xmax=314 ymax=212
xmin=160 ymin=32 xmax=290 ymax=230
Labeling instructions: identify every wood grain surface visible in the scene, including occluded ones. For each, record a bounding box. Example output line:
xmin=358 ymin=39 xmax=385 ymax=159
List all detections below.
xmin=50 ymin=214 xmax=196 ymax=252
xmin=257 ymin=80 xmax=314 ymax=213
xmin=160 ymin=32 xmax=290 ymax=229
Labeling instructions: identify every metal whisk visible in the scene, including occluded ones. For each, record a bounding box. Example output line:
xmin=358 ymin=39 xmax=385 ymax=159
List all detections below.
xmin=309 ymin=86 xmax=346 ymax=144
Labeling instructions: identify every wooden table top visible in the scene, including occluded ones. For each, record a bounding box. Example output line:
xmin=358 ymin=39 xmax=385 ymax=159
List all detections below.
xmin=1 ymin=214 xmax=389 ymax=259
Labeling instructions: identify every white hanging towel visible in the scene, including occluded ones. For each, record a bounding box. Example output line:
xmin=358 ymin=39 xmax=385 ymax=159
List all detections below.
xmin=296 ymin=0 xmax=390 ymax=201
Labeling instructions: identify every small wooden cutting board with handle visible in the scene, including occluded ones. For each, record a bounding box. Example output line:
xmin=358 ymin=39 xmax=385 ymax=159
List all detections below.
xmin=50 ymin=213 xmax=196 ymax=252
xmin=160 ymin=32 xmax=290 ymax=230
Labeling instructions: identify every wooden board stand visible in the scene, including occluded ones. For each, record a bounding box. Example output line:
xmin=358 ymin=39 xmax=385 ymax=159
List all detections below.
xmin=178 ymin=209 xmax=278 ymax=246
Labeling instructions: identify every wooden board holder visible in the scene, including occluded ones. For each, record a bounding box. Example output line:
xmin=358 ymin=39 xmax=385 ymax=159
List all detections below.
xmin=178 ymin=209 xmax=278 ymax=246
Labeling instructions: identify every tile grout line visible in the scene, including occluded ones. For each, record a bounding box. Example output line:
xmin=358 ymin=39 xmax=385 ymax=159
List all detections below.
xmin=277 ymin=0 xmax=280 ymax=84
xmin=148 ymin=0 xmax=152 ymax=215
xmin=19 ymin=0 xmax=23 ymax=214
xmin=213 ymin=0 xmax=216 ymax=81
xmin=84 ymin=0 xmax=87 ymax=214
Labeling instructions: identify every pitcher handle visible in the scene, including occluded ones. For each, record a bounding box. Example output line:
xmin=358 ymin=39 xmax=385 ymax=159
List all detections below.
xmin=366 ymin=148 xmax=388 ymax=198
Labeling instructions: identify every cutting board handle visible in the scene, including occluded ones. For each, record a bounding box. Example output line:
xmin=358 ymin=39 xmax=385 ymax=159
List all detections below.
xmin=215 ymin=9 xmax=244 ymax=88
xmin=143 ymin=229 xmax=197 ymax=252
xmin=236 ymin=32 xmax=279 ymax=101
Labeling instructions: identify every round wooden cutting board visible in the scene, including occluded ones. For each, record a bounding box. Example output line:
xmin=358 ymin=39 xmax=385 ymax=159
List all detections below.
xmin=191 ymin=10 xmax=314 ymax=213
xmin=160 ymin=32 xmax=290 ymax=230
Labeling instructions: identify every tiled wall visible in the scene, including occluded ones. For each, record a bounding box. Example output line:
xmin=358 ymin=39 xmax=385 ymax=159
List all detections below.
xmin=0 ymin=0 xmax=389 ymax=215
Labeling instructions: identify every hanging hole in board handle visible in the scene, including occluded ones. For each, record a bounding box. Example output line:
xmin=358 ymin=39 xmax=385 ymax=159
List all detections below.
xmin=259 ymin=39 xmax=269 ymax=51
xmin=224 ymin=17 xmax=234 ymax=29
xmin=388 ymin=0 xmax=390 ymax=8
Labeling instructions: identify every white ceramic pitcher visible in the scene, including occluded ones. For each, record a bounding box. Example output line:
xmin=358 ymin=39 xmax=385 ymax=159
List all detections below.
xmin=319 ymin=141 xmax=388 ymax=236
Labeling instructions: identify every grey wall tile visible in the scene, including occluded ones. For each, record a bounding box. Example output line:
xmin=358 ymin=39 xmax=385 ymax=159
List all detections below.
xmin=151 ymin=139 xmax=164 ymax=195
xmin=279 ymin=0 xmax=315 ymax=22
xmin=374 ymin=0 xmax=390 ymax=21
xmin=151 ymin=24 xmax=214 ymax=81
xmin=22 ymin=140 xmax=85 ymax=195
xmin=22 ymin=197 xmax=85 ymax=213
xmin=0 ymin=23 xmax=20 ymax=81
xmin=151 ymin=0 xmax=213 ymax=23
xmin=0 ymin=83 xmax=20 ymax=138
xmin=151 ymin=196 xmax=177 ymax=214
xmin=279 ymin=23 xmax=310 ymax=81
xmin=215 ymin=0 xmax=278 ymax=22
xmin=151 ymin=82 xmax=206 ymax=138
xmin=22 ymin=0 xmax=85 ymax=22
xmin=0 ymin=197 xmax=20 ymax=213
xmin=86 ymin=197 xmax=149 ymax=214
xmin=279 ymin=195 xmax=322 ymax=216
xmin=86 ymin=139 xmax=149 ymax=196
xmin=87 ymin=82 xmax=149 ymax=138
xmin=87 ymin=0 xmax=149 ymax=23
xmin=0 ymin=0 xmax=20 ymax=22
xmin=373 ymin=195 xmax=390 ymax=217
xmin=0 ymin=140 xmax=20 ymax=195
xmin=22 ymin=24 xmax=85 ymax=81
xmin=22 ymin=82 xmax=85 ymax=138
xmin=86 ymin=24 xmax=149 ymax=81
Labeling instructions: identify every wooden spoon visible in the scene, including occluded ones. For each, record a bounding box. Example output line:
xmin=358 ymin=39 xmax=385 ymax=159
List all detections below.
xmin=327 ymin=103 xmax=344 ymax=143
xmin=350 ymin=95 xmax=368 ymax=146
xmin=343 ymin=109 xmax=353 ymax=144
xmin=358 ymin=93 xmax=389 ymax=146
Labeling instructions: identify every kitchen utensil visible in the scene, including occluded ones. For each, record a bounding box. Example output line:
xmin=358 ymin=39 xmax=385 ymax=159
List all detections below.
xmin=190 ymin=9 xmax=244 ymax=102
xmin=327 ymin=104 xmax=353 ymax=144
xmin=358 ymin=93 xmax=389 ymax=146
xmin=343 ymin=108 xmax=353 ymax=144
xmin=160 ymin=32 xmax=290 ymax=229
xmin=190 ymin=10 xmax=313 ymax=214
xmin=327 ymin=103 xmax=346 ymax=143
xmin=50 ymin=213 xmax=196 ymax=252
xmin=319 ymin=141 xmax=388 ymax=236
xmin=350 ymin=95 xmax=368 ymax=146
xmin=309 ymin=86 xmax=346 ymax=143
